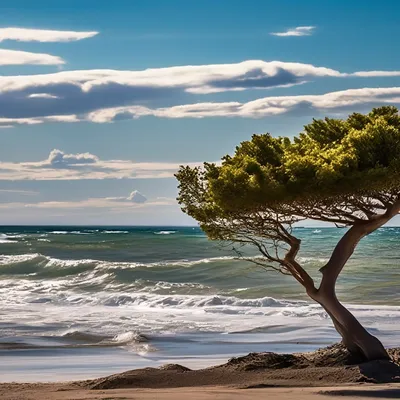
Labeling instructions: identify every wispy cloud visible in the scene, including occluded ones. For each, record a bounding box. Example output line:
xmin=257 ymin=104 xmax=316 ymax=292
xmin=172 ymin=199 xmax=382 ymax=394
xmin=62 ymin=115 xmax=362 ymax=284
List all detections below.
xmin=2 ymin=86 xmax=400 ymax=127
xmin=0 ymin=49 xmax=64 ymax=66
xmin=87 ymin=87 xmax=400 ymax=121
xmin=0 ymin=27 xmax=98 ymax=43
xmin=0 ymin=115 xmax=79 ymax=126
xmin=28 ymin=93 xmax=61 ymax=99
xmin=0 ymin=189 xmax=38 ymax=195
xmin=0 ymin=149 xmax=208 ymax=180
xmin=271 ymin=26 xmax=316 ymax=37
xmin=0 ymin=196 xmax=176 ymax=210
xmin=0 ymin=197 xmax=191 ymax=225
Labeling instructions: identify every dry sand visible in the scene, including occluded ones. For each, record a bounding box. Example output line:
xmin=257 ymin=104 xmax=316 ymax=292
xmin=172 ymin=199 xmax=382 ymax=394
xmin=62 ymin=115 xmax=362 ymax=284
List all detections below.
xmin=1 ymin=384 xmax=400 ymax=400
xmin=1 ymin=344 xmax=400 ymax=399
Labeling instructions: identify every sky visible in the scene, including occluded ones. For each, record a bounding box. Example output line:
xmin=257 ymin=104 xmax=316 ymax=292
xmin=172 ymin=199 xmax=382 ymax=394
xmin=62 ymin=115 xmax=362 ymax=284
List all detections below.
xmin=2 ymin=0 xmax=400 ymax=225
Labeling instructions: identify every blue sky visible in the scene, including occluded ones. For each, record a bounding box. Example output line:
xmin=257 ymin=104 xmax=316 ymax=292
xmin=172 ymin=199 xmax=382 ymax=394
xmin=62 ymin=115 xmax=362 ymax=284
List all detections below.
xmin=1 ymin=0 xmax=400 ymax=225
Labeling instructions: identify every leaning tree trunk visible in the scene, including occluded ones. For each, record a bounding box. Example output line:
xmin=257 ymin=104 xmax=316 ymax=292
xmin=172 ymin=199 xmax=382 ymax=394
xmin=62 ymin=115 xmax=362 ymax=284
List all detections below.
xmin=305 ymin=210 xmax=400 ymax=361
xmin=283 ymin=199 xmax=400 ymax=361
xmin=304 ymin=203 xmax=400 ymax=361
xmin=309 ymin=289 xmax=389 ymax=361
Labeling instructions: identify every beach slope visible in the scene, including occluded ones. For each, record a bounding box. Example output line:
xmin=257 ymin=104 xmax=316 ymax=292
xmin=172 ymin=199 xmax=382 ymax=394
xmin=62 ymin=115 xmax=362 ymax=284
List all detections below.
xmin=1 ymin=344 xmax=400 ymax=399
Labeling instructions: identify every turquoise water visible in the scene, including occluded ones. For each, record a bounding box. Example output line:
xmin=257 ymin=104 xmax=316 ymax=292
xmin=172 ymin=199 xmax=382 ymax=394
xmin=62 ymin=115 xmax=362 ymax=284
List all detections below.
xmin=0 ymin=225 xmax=398 ymax=381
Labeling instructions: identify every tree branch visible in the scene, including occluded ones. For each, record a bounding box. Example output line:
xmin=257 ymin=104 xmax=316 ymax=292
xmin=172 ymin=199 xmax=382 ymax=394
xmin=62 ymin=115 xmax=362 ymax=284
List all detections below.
xmin=319 ymin=196 xmax=400 ymax=294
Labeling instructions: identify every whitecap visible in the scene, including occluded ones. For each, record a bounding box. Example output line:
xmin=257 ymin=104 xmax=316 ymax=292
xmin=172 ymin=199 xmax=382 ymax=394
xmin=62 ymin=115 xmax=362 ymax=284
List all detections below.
xmin=0 ymin=234 xmax=17 ymax=244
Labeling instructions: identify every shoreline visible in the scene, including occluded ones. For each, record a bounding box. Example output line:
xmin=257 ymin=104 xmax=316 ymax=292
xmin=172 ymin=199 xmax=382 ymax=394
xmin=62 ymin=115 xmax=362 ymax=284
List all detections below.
xmin=1 ymin=344 xmax=399 ymax=399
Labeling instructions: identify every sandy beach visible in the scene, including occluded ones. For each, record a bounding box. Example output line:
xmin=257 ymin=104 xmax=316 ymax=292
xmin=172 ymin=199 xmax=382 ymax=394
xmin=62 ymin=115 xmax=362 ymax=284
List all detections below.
xmin=1 ymin=345 xmax=399 ymax=400
xmin=1 ymin=384 xmax=400 ymax=400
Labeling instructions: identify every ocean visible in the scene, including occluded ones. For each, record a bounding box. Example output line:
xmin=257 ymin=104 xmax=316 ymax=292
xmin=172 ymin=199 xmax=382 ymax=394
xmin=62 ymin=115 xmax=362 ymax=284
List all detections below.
xmin=0 ymin=225 xmax=399 ymax=381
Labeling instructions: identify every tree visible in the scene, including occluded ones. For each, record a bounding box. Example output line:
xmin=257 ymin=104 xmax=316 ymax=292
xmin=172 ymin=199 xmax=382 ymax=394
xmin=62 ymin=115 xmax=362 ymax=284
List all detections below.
xmin=175 ymin=106 xmax=400 ymax=362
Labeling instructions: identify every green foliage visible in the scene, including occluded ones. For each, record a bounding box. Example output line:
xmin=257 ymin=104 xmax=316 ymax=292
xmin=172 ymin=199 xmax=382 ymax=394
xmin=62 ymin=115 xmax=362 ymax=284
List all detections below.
xmin=175 ymin=107 xmax=400 ymax=235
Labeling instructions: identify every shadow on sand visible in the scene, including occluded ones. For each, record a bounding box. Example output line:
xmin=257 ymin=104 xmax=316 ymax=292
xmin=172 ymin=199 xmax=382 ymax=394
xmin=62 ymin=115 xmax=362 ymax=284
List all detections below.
xmin=321 ymin=389 xmax=400 ymax=398
xmin=358 ymin=360 xmax=400 ymax=383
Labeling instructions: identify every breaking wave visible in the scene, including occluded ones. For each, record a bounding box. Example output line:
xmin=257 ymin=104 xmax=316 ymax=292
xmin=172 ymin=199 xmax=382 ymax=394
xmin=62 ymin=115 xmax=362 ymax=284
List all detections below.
xmin=0 ymin=234 xmax=17 ymax=244
xmin=0 ymin=253 xmax=243 ymax=277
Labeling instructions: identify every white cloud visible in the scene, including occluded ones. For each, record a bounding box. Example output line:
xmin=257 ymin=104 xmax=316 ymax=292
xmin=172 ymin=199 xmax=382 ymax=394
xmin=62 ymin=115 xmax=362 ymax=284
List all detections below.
xmin=0 ymin=49 xmax=64 ymax=66
xmin=0 ymin=149 xmax=208 ymax=180
xmin=28 ymin=93 xmax=60 ymax=99
xmin=351 ymin=71 xmax=400 ymax=77
xmin=46 ymin=149 xmax=99 ymax=168
xmin=271 ymin=26 xmax=316 ymax=37
xmin=0 ymin=60 xmax=342 ymax=95
xmin=86 ymin=87 xmax=400 ymax=121
xmin=107 ymin=190 xmax=148 ymax=203
xmin=0 ymin=27 xmax=98 ymax=43
xmin=0 ymin=115 xmax=79 ymax=127
xmin=3 ymin=86 xmax=400 ymax=127
xmin=1 ymin=60 xmax=400 ymax=126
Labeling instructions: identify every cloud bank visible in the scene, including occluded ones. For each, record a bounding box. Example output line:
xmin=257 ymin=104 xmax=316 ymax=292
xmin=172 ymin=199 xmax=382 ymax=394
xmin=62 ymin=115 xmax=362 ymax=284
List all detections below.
xmin=0 ymin=28 xmax=98 ymax=42
xmin=0 ymin=149 xmax=207 ymax=180
xmin=271 ymin=26 xmax=316 ymax=37
xmin=1 ymin=60 xmax=400 ymax=126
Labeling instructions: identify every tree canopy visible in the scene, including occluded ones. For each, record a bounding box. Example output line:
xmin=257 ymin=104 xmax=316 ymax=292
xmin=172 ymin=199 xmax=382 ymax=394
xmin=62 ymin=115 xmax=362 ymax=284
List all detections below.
xmin=176 ymin=106 xmax=400 ymax=237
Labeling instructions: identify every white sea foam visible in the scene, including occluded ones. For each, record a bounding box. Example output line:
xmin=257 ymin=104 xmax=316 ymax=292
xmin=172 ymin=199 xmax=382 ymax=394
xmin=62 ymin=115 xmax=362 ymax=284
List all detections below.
xmin=0 ymin=234 xmax=17 ymax=244
xmin=298 ymin=256 xmax=328 ymax=264
xmin=0 ymin=285 xmax=399 ymax=349
xmin=0 ymin=253 xmax=41 ymax=263
xmin=0 ymin=252 xmax=333 ymax=276
xmin=154 ymin=230 xmax=176 ymax=235
xmin=0 ymin=252 xmax=243 ymax=270
xmin=110 ymin=331 xmax=148 ymax=344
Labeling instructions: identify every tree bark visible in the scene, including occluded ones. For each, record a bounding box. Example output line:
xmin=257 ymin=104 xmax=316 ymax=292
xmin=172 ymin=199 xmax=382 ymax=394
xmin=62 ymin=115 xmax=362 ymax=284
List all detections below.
xmin=310 ymin=290 xmax=390 ymax=361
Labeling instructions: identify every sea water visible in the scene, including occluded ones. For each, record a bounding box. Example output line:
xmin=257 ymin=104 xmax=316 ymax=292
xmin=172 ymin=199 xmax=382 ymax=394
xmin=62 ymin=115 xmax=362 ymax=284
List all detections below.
xmin=0 ymin=226 xmax=398 ymax=381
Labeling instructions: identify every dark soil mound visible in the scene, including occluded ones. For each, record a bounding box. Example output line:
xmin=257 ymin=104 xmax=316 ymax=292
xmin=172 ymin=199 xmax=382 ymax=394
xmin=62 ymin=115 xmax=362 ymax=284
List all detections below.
xmin=225 ymin=352 xmax=309 ymax=371
xmin=87 ymin=344 xmax=400 ymax=390
xmin=304 ymin=343 xmax=365 ymax=367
